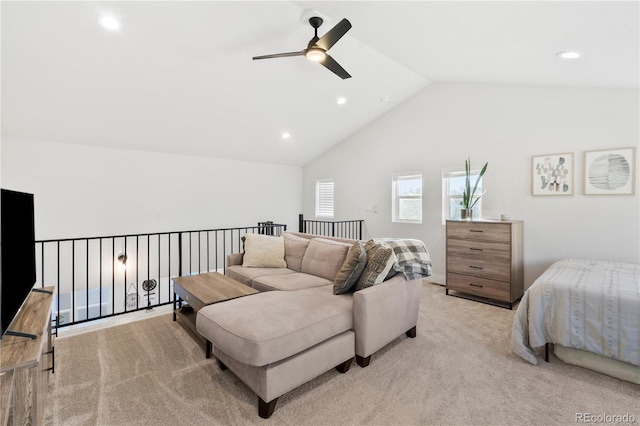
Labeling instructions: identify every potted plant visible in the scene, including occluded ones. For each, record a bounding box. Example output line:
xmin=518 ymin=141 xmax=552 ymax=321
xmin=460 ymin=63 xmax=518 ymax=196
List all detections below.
xmin=461 ymin=157 xmax=488 ymax=220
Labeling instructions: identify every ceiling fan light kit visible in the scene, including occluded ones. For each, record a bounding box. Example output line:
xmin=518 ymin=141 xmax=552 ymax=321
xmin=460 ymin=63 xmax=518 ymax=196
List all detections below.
xmin=305 ymin=47 xmax=326 ymax=62
xmin=252 ymin=16 xmax=352 ymax=79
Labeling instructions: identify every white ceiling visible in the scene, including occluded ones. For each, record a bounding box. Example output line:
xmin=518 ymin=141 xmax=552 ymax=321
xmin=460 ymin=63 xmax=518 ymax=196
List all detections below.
xmin=2 ymin=1 xmax=638 ymax=166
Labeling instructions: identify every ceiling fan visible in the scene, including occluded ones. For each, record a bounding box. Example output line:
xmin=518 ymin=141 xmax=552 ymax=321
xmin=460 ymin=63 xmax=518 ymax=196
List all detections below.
xmin=252 ymin=17 xmax=352 ymax=79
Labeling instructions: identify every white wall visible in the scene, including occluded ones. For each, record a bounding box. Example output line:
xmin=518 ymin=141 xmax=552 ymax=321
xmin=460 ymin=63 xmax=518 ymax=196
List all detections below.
xmin=2 ymin=138 xmax=302 ymax=239
xmin=303 ymin=83 xmax=640 ymax=287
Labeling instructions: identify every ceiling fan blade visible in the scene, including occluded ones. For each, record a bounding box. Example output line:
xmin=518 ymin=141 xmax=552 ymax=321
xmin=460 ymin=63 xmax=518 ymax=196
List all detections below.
xmin=252 ymin=51 xmax=305 ymax=60
xmin=316 ymin=19 xmax=352 ymax=51
xmin=321 ymin=55 xmax=351 ymax=79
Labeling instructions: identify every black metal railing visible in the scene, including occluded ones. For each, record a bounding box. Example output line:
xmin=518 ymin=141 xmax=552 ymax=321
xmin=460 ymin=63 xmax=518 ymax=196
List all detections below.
xmin=298 ymin=214 xmax=363 ymax=240
xmin=34 ymin=222 xmax=286 ymax=327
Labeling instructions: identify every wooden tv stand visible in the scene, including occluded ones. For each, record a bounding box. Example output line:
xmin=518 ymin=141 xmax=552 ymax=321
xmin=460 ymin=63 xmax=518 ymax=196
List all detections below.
xmin=0 ymin=286 xmax=55 ymax=425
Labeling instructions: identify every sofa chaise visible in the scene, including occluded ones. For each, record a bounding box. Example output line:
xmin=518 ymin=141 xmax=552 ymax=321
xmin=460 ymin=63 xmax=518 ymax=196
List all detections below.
xmin=196 ymin=231 xmax=430 ymax=418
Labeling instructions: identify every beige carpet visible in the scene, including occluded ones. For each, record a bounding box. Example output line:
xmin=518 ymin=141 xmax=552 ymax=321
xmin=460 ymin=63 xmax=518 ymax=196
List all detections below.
xmin=44 ymin=282 xmax=639 ymax=425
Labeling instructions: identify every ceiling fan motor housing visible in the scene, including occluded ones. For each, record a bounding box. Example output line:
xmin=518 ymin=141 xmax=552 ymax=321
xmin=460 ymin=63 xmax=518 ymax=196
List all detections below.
xmin=309 ymin=16 xmax=323 ymax=29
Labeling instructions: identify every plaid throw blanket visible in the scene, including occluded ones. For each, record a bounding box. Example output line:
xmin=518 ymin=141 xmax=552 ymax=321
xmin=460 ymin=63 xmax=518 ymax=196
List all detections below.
xmin=375 ymin=238 xmax=432 ymax=280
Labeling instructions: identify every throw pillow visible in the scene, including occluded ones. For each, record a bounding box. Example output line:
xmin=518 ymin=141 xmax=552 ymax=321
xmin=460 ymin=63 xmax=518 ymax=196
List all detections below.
xmin=241 ymin=233 xmax=287 ymax=268
xmin=282 ymin=232 xmax=310 ymax=272
xmin=354 ymin=240 xmax=395 ymax=291
xmin=333 ymin=241 xmax=368 ymax=295
xmin=300 ymin=238 xmax=352 ymax=281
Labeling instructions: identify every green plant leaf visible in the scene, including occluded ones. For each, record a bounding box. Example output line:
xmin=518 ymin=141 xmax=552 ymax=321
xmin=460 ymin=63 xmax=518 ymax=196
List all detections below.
xmin=462 ymin=158 xmax=488 ymax=209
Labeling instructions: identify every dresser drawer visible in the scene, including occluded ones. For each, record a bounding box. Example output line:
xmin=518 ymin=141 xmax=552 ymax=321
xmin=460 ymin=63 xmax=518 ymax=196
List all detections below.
xmin=447 ymin=239 xmax=510 ymax=260
xmin=447 ymin=221 xmax=511 ymax=243
xmin=447 ymin=255 xmax=511 ymax=282
xmin=446 ymin=273 xmax=510 ymax=301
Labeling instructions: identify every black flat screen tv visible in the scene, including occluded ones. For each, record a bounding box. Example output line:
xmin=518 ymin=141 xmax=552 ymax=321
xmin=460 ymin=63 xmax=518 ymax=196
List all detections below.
xmin=0 ymin=189 xmax=37 ymax=337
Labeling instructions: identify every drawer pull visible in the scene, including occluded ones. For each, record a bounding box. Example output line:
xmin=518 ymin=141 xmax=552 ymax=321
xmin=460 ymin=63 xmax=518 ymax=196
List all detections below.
xmin=469 ymin=265 xmax=483 ymax=270
xmin=469 ymin=283 xmax=483 ymax=288
xmin=469 ymin=230 xmax=483 ymax=233
xmin=469 ymin=247 xmax=483 ymax=251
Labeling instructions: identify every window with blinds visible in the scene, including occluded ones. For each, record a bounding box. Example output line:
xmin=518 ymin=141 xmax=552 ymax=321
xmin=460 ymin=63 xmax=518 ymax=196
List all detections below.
xmin=315 ymin=179 xmax=335 ymax=218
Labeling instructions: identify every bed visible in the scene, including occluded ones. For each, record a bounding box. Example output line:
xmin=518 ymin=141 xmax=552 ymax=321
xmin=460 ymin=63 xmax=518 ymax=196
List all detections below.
xmin=511 ymin=258 xmax=640 ymax=384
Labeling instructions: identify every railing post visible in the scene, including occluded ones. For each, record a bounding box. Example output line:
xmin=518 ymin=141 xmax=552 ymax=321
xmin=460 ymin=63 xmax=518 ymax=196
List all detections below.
xmin=259 ymin=221 xmax=274 ymax=236
xmin=178 ymin=233 xmax=183 ymax=277
xmin=299 ymin=214 xmax=304 ymax=233
xmin=331 ymin=222 xmax=335 ymax=237
xmin=359 ymin=220 xmax=363 ymax=240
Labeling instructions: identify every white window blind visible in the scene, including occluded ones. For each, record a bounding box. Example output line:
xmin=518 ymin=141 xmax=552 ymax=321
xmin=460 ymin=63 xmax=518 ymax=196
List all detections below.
xmin=315 ymin=180 xmax=335 ymax=218
xmin=392 ymin=173 xmax=422 ymax=224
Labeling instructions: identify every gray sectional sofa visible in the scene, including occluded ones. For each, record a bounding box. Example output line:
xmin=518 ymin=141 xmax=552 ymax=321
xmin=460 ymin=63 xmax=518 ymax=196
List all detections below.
xmin=196 ymin=231 xmax=425 ymax=418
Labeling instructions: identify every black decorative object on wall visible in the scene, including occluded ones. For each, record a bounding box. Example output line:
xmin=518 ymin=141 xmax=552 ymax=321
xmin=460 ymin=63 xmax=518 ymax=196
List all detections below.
xmin=142 ymin=279 xmax=157 ymax=310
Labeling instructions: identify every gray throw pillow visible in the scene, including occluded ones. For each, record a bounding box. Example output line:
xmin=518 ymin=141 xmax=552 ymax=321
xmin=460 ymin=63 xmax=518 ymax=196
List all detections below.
xmin=353 ymin=240 xmax=395 ymax=291
xmin=333 ymin=241 xmax=367 ymax=295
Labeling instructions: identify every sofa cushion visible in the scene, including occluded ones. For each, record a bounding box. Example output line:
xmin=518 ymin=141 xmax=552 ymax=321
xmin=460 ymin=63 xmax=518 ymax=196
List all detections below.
xmin=226 ymin=265 xmax=294 ymax=287
xmin=252 ymin=272 xmax=332 ymax=292
xmin=283 ymin=232 xmax=310 ymax=272
xmin=242 ymin=234 xmax=286 ymax=268
xmin=196 ymin=285 xmax=353 ymax=366
xmin=354 ymin=240 xmax=395 ymax=291
xmin=300 ymin=238 xmax=351 ymax=281
xmin=333 ymin=241 xmax=367 ymax=295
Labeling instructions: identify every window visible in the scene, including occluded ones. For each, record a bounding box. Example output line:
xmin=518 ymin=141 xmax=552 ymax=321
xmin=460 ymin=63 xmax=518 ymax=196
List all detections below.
xmin=392 ymin=173 xmax=422 ymax=223
xmin=315 ymin=179 xmax=334 ymax=218
xmin=442 ymin=169 xmax=483 ymax=222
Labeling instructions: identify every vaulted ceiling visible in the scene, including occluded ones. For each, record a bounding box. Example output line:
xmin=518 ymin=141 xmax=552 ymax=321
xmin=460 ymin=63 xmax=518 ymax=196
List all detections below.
xmin=2 ymin=1 xmax=638 ymax=166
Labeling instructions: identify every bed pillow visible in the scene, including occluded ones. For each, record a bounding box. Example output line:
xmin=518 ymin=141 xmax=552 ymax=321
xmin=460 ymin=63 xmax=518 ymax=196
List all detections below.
xmin=283 ymin=233 xmax=310 ymax=272
xmin=353 ymin=240 xmax=395 ymax=291
xmin=242 ymin=234 xmax=287 ymax=268
xmin=333 ymin=241 xmax=368 ymax=295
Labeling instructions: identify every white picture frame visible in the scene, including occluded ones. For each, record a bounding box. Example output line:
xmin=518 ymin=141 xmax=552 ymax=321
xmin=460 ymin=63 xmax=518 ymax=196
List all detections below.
xmin=584 ymin=147 xmax=636 ymax=195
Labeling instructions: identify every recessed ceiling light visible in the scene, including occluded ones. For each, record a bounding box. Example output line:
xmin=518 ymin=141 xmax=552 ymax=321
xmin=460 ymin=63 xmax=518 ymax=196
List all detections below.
xmin=98 ymin=15 xmax=120 ymax=31
xmin=337 ymin=97 xmax=346 ymax=105
xmin=556 ymin=51 xmax=581 ymax=59
xmin=282 ymin=132 xmax=291 ymax=139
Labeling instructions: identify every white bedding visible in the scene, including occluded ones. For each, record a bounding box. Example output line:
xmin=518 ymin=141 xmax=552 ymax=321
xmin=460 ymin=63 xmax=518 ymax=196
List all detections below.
xmin=511 ymin=258 xmax=640 ymax=366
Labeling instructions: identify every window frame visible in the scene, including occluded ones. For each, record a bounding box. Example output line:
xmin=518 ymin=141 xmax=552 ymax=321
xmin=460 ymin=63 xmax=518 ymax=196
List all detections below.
xmin=315 ymin=179 xmax=335 ymax=219
xmin=442 ymin=168 xmax=484 ymax=224
xmin=392 ymin=173 xmax=423 ymax=224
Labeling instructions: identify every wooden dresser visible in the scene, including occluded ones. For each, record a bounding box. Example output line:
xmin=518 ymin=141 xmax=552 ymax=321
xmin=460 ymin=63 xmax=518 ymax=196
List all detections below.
xmin=446 ymin=220 xmax=523 ymax=309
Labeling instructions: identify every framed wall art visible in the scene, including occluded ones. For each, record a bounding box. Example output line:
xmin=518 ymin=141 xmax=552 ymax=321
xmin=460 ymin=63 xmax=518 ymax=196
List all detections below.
xmin=531 ymin=153 xmax=573 ymax=196
xmin=584 ymin=147 xmax=636 ymax=195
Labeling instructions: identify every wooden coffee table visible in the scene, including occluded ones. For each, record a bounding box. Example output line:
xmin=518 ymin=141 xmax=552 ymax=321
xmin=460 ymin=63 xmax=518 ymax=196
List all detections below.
xmin=172 ymin=272 xmax=258 ymax=358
